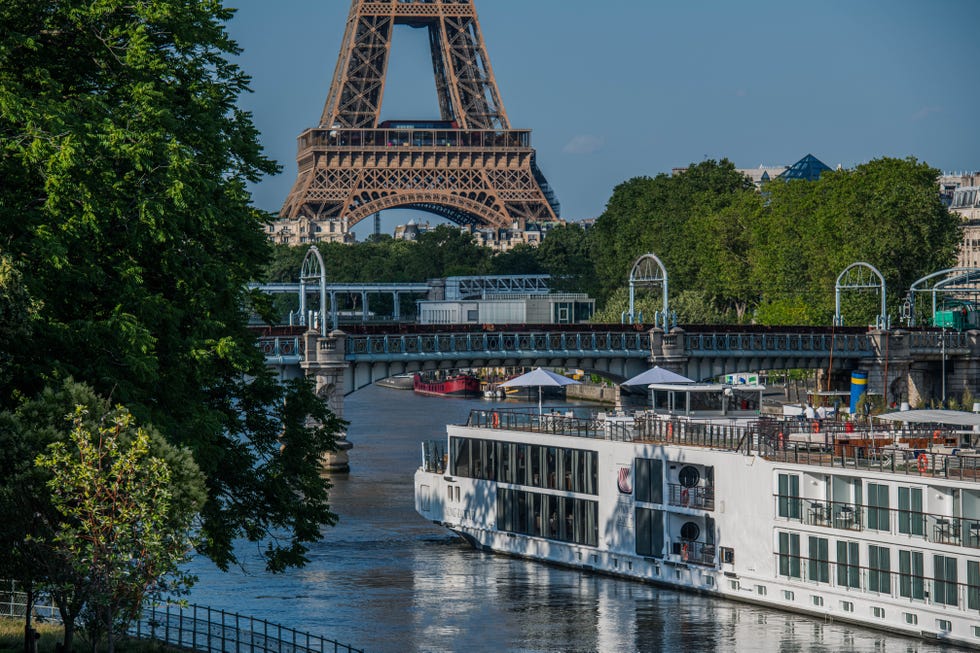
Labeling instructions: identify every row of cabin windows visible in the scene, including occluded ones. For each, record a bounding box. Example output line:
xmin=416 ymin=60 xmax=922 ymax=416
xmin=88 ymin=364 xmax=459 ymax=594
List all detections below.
xmin=777 ymin=474 xmax=926 ymax=536
xmin=777 ymin=531 xmax=972 ymax=607
xmin=451 ymin=437 xmax=597 ymax=494
xmin=496 ymin=488 xmax=598 ymax=546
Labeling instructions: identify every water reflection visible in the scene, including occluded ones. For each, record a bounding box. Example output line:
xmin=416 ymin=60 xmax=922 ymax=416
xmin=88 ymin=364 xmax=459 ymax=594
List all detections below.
xmin=185 ymin=385 xmax=953 ymax=652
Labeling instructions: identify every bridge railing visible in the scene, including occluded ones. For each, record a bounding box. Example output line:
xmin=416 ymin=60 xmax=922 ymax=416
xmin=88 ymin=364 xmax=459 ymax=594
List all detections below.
xmin=345 ymin=330 xmax=652 ymax=359
xmin=683 ymin=332 xmax=873 ymax=355
xmin=908 ymin=330 xmax=971 ymax=353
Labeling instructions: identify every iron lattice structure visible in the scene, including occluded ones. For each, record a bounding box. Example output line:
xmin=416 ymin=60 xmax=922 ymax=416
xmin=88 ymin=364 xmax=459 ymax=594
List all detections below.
xmin=277 ymin=0 xmax=560 ymax=243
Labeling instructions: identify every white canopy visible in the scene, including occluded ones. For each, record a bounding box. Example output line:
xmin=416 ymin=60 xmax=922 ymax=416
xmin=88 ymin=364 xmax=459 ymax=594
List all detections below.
xmin=874 ymin=409 xmax=980 ymax=427
xmin=499 ymin=367 xmax=580 ymax=413
xmin=621 ymin=366 xmax=694 ymax=387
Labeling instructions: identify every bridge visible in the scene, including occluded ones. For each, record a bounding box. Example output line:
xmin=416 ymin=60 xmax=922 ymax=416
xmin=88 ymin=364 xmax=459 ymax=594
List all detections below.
xmin=258 ymin=324 xmax=979 ymax=421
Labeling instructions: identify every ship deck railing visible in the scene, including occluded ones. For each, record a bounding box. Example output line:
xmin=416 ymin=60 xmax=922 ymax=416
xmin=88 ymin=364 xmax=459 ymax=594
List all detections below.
xmin=777 ymin=495 xmax=980 ymax=549
xmin=458 ymin=408 xmax=980 ymax=484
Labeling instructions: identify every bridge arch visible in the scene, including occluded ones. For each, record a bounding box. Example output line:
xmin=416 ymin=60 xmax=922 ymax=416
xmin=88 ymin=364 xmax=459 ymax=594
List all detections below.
xmin=344 ymin=191 xmax=510 ymax=230
xmin=905 ymin=267 xmax=980 ymax=326
xmin=299 ymin=246 xmax=334 ymax=334
xmin=834 ymin=262 xmax=887 ymax=329
xmin=626 ymin=253 xmax=673 ymax=327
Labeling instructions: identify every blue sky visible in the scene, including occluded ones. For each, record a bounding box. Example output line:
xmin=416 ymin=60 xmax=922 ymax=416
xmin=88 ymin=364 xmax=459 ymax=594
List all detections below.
xmin=226 ymin=0 xmax=980 ymax=233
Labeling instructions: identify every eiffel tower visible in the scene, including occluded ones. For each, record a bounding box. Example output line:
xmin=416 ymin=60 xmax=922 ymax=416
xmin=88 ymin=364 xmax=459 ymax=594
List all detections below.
xmin=275 ymin=0 xmax=561 ymax=244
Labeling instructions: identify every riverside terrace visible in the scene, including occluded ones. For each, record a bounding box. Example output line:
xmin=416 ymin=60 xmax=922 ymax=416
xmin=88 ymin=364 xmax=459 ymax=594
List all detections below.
xmin=420 ymin=407 xmax=980 ymax=551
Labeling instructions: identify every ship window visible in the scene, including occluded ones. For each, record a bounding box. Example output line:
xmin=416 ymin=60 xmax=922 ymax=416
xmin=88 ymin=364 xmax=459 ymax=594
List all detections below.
xmin=898 ymin=487 xmax=924 ymax=536
xmin=778 ymin=532 xmax=801 ymax=579
xmin=938 ymin=619 xmax=952 ymax=632
xmin=635 ymin=458 xmax=663 ymax=504
xmin=899 ymin=549 xmax=925 ymax=600
xmin=678 ymin=465 xmax=700 ymax=488
xmin=755 ymin=585 xmax=767 ymax=596
xmin=811 ymin=595 xmax=823 ymax=607
xmin=934 ymin=554 xmax=959 ymax=606
xmin=451 ymin=437 xmax=471 ymax=477
xmin=496 ymin=487 xmax=597 ymax=547
xmin=836 ymin=540 xmax=860 ymax=588
xmin=782 ymin=590 xmax=794 ymax=601
xmin=868 ymin=545 xmax=891 ymax=594
xmin=635 ymin=507 xmax=664 ymax=558
xmin=777 ymin=473 xmax=801 ymax=520
xmin=841 ymin=601 xmax=853 ymax=613
xmin=866 ymin=483 xmax=889 ymax=531
xmin=721 ymin=547 xmax=735 ymax=564
xmin=872 ymin=607 xmax=885 ymax=619
xmin=808 ymin=536 xmax=830 ymax=583
xmin=969 ymin=561 xmax=980 ymax=610
xmin=730 ymin=580 xmax=739 ymax=591
xmin=905 ymin=613 xmax=918 ymax=625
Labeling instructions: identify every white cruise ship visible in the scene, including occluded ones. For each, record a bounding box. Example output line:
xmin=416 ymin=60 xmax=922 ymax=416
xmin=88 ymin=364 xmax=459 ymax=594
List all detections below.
xmin=414 ymin=407 xmax=980 ymax=649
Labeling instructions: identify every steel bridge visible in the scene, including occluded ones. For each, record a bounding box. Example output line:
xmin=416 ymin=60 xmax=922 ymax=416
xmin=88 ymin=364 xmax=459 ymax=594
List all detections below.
xmin=258 ymin=324 xmax=978 ymax=421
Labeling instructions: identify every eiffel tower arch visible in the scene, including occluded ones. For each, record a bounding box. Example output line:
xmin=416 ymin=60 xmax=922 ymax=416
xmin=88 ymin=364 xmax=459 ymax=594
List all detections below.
xmin=275 ymin=0 xmax=561 ymax=244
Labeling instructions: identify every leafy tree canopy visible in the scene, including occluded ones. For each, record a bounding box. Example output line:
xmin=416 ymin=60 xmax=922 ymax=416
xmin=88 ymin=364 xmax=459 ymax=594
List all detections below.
xmin=0 ymin=0 xmax=340 ymax=571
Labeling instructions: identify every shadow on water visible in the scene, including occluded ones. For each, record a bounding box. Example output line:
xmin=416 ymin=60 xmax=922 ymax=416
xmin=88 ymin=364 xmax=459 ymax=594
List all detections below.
xmin=185 ymin=385 xmax=956 ymax=653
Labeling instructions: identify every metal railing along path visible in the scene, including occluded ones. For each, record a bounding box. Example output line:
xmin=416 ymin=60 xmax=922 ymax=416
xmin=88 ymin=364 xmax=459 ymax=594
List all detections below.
xmin=131 ymin=603 xmax=364 ymax=653
xmin=0 ymin=582 xmax=363 ymax=653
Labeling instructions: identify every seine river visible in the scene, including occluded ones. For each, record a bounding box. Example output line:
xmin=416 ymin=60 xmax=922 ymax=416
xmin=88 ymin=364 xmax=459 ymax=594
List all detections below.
xmin=185 ymin=385 xmax=954 ymax=653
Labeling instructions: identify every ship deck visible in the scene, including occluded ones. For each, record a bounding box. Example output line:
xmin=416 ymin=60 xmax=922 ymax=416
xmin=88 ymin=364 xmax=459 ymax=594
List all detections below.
xmin=460 ymin=408 xmax=980 ymax=484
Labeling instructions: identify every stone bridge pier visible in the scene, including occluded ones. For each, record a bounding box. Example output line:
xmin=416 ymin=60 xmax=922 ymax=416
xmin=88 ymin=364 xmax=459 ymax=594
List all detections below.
xmin=301 ymin=329 xmax=352 ymax=473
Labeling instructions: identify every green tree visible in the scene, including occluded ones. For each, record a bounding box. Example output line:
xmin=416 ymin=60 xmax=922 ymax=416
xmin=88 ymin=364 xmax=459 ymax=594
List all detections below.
xmin=490 ymin=243 xmax=545 ymax=275
xmin=753 ymin=157 xmax=960 ymax=325
xmin=0 ymin=255 xmax=38 ymax=388
xmin=589 ymin=160 xmax=756 ymax=306
xmin=534 ymin=223 xmax=596 ymax=294
xmin=0 ymin=1 xmax=340 ymax=570
xmin=0 ymin=380 xmax=205 ymax=652
xmin=37 ymin=404 xmax=206 ymax=653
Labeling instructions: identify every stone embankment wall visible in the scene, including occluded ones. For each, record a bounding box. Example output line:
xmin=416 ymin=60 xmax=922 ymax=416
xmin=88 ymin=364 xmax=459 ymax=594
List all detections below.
xmin=565 ymin=383 xmax=619 ymax=404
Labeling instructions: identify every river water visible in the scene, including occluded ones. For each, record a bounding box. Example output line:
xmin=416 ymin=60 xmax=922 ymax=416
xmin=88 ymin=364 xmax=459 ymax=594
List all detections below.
xmin=185 ymin=385 xmax=954 ymax=653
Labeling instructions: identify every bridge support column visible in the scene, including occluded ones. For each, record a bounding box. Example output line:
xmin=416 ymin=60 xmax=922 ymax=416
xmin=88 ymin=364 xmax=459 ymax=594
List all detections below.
xmin=301 ymin=329 xmax=353 ymax=473
xmin=648 ymin=327 xmax=692 ymax=379
xmin=860 ymin=330 xmax=913 ymax=410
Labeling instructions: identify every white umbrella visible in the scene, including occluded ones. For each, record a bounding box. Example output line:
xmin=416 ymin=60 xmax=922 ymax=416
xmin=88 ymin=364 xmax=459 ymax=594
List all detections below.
xmin=621 ymin=366 xmax=694 ymax=386
xmin=499 ymin=367 xmax=581 ymax=414
xmin=622 ymin=366 xmax=693 ymax=411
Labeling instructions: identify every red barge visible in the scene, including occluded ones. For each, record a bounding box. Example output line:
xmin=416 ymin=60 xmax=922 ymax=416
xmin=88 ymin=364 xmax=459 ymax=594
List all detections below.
xmin=413 ymin=373 xmax=481 ymax=398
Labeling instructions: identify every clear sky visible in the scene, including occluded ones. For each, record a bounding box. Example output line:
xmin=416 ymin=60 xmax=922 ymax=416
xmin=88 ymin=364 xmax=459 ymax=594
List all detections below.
xmin=226 ymin=0 xmax=980 ymax=231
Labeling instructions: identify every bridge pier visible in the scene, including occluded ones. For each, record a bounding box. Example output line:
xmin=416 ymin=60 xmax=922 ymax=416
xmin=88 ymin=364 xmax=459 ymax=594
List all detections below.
xmin=302 ymin=329 xmax=353 ymax=473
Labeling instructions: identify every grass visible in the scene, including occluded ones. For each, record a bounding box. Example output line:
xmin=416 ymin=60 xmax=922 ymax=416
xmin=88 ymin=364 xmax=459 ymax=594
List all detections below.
xmin=0 ymin=618 xmax=178 ymax=653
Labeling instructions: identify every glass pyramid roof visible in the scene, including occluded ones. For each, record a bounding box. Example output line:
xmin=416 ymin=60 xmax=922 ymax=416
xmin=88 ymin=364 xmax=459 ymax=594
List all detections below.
xmin=778 ymin=153 xmax=832 ymax=181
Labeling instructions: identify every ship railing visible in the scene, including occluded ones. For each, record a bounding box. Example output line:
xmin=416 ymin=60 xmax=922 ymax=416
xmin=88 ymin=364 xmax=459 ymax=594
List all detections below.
xmin=773 ymin=553 xmax=977 ymax=611
xmin=777 ymin=495 xmax=980 ymax=548
xmin=666 ymin=483 xmax=715 ymax=511
xmin=670 ymin=539 xmax=715 ymax=566
xmin=421 ymin=440 xmax=447 ymax=474
xmin=467 ymin=409 xmax=612 ymax=440
xmin=763 ymin=436 xmax=980 ymax=484
xmin=635 ymin=415 xmax=759 ymax=453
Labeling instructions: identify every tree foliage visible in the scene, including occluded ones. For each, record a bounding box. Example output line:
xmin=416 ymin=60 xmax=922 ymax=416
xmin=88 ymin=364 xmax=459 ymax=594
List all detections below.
xmin=0 ymin=380 xmax=205 ymax=652
xmin=37 ymin=403 xmax=206 ymax=653
xmin=588 ymin=157 xmax=960 ymax=326
xmin=0 ymin=0 xmax=340 ymax=571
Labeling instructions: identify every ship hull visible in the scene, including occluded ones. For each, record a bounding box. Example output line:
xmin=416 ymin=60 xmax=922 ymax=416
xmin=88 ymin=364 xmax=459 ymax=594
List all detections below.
xmin=415 ymin=411 xmax=980 ymax=649
xmin=413 ymin=374 xmax=481 ymax=397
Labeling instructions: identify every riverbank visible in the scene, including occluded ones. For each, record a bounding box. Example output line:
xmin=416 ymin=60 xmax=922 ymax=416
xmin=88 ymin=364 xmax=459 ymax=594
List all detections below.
xmin=565 ymin=382 xmax=619 ymax=404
